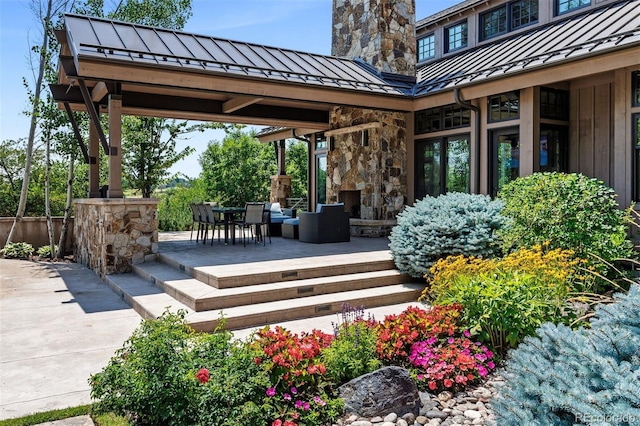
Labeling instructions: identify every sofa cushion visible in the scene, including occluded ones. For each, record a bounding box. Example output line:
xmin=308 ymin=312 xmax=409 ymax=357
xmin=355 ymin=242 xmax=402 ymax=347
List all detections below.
xmin=270 ymin=202 xmax=282 ymax=213
xmin=283 ymin=218 xmax=299 ymax=225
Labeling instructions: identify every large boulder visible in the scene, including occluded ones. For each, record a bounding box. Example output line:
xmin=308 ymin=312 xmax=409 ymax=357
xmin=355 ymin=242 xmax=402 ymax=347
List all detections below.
xmin=338 ymin=366 xmax=420 ymax=418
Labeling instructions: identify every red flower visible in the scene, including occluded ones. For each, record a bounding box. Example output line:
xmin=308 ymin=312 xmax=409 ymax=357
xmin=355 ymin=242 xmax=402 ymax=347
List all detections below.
xmin=444 ymin=378 xmax=453 ymax=388
xmin=428 ymin=381 xmax=437 ymax=390
xmin=272 ymin=420 xmax=282 ymax=426
xmin=196 ymin=368 xmax=210 ymax=384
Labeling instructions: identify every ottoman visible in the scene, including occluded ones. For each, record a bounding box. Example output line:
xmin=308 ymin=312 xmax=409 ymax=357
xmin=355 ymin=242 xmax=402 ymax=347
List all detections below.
xmin=282 ymin=218 xmax=299 ymax=239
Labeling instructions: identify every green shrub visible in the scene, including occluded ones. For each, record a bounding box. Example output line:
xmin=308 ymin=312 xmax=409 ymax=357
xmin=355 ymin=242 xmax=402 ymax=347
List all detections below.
xmin=389 ymin=192 xmax=505 ymax=278
xmin=493 ymin=284 xmax=640 ymax=425
xmin=156 ymin=178 xmax=208 ymax=231
xmin=1 ymin=242 xmax=34 ymax=259
xmin=36 ymin=245 xmax=58 ymax=258
xmin=497 ymin=172 xmax=635 ymax=291
xmin=321 ymin=304 xmax=381 ymax=385
xmin=90 ymin=310 xmax=269 ymax=425
xmin=423 ymin=246 xmax=584 ymax=352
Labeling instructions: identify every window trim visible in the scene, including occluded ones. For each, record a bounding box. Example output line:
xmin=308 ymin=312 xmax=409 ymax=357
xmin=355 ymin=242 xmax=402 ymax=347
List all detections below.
xmin=556 ymin=0 xmax=590 ymax=16
xmin=633 ymin=113 xmax=640 ymax=202
xmin=445 ymin=20 xmax=468 ymax=53
xmin=488 ymin=91 xmax=520 ymax=123
xmin=480 ymin=0 xmax=539 ymax=41
xmin=415 ymin=134 xmax=471 ymax=198
xmin=633 ymin=71 xmax=640 ymax=107
xmin=417 ymin=33 xmax=435 ymax=62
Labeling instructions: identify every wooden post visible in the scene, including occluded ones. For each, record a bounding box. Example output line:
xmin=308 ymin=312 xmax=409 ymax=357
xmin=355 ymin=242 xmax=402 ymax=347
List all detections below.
xmin=88 ymin=118 xmax=101 ymax=197
xmin=278 ymin=139 xmax=286 ymax=175
xmin=108 ymin=94 xmax=124 ymax=198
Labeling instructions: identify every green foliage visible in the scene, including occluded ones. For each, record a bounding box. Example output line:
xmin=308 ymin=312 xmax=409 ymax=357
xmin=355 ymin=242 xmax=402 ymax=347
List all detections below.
xmin=156 ymin=177 xmax=208 ymax=231
xmin=0 ymin=405 xmax=91 ymax=426
xmin=389 ymin=192 xmax=505 ymax=278
xmin=37 ymin=244 xmax=59 ymax=258
xmin=199 ymin=127 xmax=277 ymax=207
xmin=497 ymin=172 xmax=635 ymax=290
xmin=1 ymin=242 xmax=34 ymax=259
xmin=321 ymin=304 xmax=381 ymax=385
xmin=493 ymin=285 xmax=640 ymax=425
xmin=285 ymin=140 xmax=309 ymax=199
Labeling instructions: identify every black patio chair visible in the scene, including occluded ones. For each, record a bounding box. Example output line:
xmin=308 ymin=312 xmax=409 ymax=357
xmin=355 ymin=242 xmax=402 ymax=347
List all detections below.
xmin=189 ymin=203 xmax=207 ymax=242
xmin=204 ymin=204 xmax=225 ymax=245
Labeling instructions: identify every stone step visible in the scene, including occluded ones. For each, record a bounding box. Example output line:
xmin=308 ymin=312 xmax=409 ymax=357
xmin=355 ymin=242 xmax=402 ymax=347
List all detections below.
xmin=105 ymin=272 xmax=424 ymax=332
xmin=132 ymin=261 xmax=414 ymax=312
xmin=157 ymin=251 xmax=396 ymax=288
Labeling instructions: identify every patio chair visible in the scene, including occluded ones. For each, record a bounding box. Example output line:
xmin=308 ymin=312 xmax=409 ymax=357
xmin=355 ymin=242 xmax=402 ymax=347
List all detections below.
xmin=203 ymin=204 xmax=225 ymax=245
xmin=189 ymin=203 xmax=207 ymax=242
xmin=235 ymin=202 xmax=271 ymax=246
xmin=298 ymin=203 xmax=350 ymax=243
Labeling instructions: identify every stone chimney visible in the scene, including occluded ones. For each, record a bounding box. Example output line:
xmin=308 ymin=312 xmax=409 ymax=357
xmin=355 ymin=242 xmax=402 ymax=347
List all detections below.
xmin=332 ymin=0 xmax=416 ymax=77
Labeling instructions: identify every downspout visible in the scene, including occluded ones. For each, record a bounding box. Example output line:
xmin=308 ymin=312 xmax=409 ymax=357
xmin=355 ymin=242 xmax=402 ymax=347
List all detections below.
xmin=292 ymin=129 xmax=311 ymax=212
xmin=454 ymin=88 xmax=481 ymax=194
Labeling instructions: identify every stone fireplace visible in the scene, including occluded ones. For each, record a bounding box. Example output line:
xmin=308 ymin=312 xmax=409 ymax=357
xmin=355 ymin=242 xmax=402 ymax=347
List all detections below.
xmin=326 ymin=107 xmax=407 ymax=237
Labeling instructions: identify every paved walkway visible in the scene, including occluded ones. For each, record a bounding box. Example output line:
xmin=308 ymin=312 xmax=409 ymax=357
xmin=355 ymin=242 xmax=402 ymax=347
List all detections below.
xmin=0 ymin=233 xmax=423 ymax=423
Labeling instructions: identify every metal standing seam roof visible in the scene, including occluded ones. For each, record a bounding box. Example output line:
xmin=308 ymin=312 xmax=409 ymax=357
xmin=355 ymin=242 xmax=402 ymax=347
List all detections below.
xmin=63 ymin=13 xmax=414 ymax=97
xmin=415 ymin=0 xmax=640 ymax=96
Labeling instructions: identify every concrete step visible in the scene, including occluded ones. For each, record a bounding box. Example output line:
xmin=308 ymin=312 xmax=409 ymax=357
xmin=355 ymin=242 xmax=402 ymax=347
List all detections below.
xmin=105 ymin=272 xmax=424 ymax=332
xmin=157 ymin=251 xmax=396 ymax=288
xmin=133 ymin=261 xmax=415 ymax=312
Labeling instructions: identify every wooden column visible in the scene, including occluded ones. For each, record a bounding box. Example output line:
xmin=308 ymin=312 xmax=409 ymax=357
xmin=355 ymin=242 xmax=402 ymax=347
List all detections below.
xmin=519 ymin=87 xmax=535 ymax=177
xmin=88 ymin=118 xmax=101 ymax=197
xmin=278 ymin=139 xmax=286 ymax=175
xmin=107 ymin=94 xmax=123 ymax=198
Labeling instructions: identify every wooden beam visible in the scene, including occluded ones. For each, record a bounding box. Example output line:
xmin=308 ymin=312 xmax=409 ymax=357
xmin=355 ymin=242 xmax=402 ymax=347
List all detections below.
xmin=76 ymin=79 xmax=110 ymax=154
xmin=324 ymin=122 xmax=382 ymax=137
xmin=222 ymin=95 xmax=263 ymax=113
xmin=91 ymin=81 xmax=109 ymax=102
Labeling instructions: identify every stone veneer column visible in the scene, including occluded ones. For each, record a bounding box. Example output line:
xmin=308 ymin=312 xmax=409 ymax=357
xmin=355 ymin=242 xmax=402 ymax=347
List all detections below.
xmin=74 ymin=198 xmax=159 ymax=278
xmin=332 ymin=0 xmax=416 ymax=77
xmin=270 ymin=175 xmax=292 ymax=207
xmin=327 ymin=106 xmax=407 ymax=221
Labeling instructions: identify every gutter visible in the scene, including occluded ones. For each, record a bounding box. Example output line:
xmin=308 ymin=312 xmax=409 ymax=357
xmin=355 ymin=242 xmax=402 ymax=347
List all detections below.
xmin=454 ymin=88 xmax=481 ymax=194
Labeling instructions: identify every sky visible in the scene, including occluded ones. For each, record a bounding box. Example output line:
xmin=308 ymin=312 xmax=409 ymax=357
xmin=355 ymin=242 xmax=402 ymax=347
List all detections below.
xmin=0 ymin=0 xmax=460 ymax=178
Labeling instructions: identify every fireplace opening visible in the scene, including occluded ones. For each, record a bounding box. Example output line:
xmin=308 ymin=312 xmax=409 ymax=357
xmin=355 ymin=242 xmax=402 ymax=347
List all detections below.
xmin=339 ymin=190 xmax=361 ymax=218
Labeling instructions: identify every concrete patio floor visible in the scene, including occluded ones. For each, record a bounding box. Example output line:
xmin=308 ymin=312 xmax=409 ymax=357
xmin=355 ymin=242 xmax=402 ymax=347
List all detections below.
xmin=0 ymin=232 xmax=425 ymax=421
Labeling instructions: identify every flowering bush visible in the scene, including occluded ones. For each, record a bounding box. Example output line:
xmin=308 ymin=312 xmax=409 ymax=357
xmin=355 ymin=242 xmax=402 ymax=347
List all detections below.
xmin=321 ymin=304 xmax=381 ymax=385
xmin=375 ymin=305 xmax=462 ymax=364
xmin=252 ymin=326 xmax=342 ymax=426
xmin=409 ymin=333 xmax=496 ymax=392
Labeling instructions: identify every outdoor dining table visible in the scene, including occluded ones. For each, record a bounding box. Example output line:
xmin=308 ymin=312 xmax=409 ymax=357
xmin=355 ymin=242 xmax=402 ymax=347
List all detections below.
xmin=211 ymin=206 xmax=245 ymax=244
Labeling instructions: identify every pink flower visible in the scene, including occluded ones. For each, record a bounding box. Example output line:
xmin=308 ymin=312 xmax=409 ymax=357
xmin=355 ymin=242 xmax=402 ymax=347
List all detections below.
xmin=477 ymin=366 xmax=488 ymax=377
xmin=196 ymin=368 xmax=210 ymax=384
xmin=463 ymin=329 xmax=471 ymax=337
xmin=284 ymin=393 xmax=292 ymax=401
xmin=295 ymin=400 xmax=303 ymax=409
xmin=290 ymin=386 xmax=298 ymax=394
xmin=266 ymin=387 xmax=276 ymax=397
xmin=487 ymin=361 xmax=495 ymax=369
xmin=272 ymin=420 xmax=282 ymax=426
xmin=303 ymin=402 xmax=310 ymax=411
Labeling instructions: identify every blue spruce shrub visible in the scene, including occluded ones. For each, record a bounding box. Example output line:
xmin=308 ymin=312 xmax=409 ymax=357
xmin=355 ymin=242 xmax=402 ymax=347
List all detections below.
xmin=388 ymin=192 xmax=505 ymax=278
xmin=493 ymin=285 xmax=640 ymax=425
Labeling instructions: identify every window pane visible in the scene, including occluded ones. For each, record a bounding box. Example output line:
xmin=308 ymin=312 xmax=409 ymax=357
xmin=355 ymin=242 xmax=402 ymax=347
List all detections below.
xmin=316 ymin=155 xmax=326 ymax=204
xmin=557 ymin=0 xmax=590 ymax=15
xmin=446 ymin=21 xmax=468 ymax=52
xmin=416 ymin=140 xmax=441 ymax=198
xmin=495 ymin=133 xmax=520 ymax=194
xmin=447 ymin=137 xmax=470 ymax=193
xmin=481 ymin=7 xmax=507 ymax=40
xmin=540 ymin=87 xmax=569 ymax=120
xmin=488 ymin=91 xmax=519 ymax=122
xmin=540 ymin=125 xmax=568 ymax=172
xmin=511 ymin=0 xmax=538 ymax=29
xmin=418 ymin=34 xmax=435 ymax=62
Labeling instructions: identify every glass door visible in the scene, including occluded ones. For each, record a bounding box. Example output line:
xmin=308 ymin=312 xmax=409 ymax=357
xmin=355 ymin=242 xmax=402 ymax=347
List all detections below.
xmin=491 ymin=128 xmax=519 ymax=196
xmin=316 ymin=154 xmax=327 ymax=205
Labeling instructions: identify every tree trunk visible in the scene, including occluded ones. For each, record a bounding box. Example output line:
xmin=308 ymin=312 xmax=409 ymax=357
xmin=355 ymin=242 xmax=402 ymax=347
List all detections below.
xmin=45 ymin=134 xmax=55 ymax=259
xmin=6 ymin=0 xmax=53 ymax=245
xmin=57 ymin=155 xmax=74 ymax=259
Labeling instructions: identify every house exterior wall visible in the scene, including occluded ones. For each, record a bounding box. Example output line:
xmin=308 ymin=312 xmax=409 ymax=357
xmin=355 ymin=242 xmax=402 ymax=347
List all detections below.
xmin=332 ymin=0 xmax=416 ymax=76
xmin=326 ymin=107 xmax=407 ymax=221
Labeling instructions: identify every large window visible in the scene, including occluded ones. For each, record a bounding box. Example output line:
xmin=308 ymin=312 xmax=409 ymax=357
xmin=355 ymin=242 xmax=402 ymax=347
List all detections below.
xmin=445 ymin=21 xmax=468 ymax=53
xmin=556 ymin=0 xmax=590 ymax=15
xmin=415 ymin=135 xmax=470 ymax=199
xmin=415 ymin=104 xmax=471 ymax=134
xmin=488 ymin=91 xmax=520 ymax=122
xmin=418 ymin=34 xmax=435 ymax=62
xmin=481 ymin=1 xmax=538 ymax=40
xmin=540 ymin=87 xmax=570 ymax=120
xmin=539 ymin=125 xmax=568 ymax=172
xmin=491 ymin=128 xmax=519 ymax=196
xmin=634 ymin=114 xmax=640 ymax=202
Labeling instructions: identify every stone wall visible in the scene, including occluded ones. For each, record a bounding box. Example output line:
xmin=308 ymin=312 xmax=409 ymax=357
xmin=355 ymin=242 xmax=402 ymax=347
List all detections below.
xmin=74 ymin=198 xmax=158 ymax=278
xmin=327 ymin=107 xmax=407 ymax=221
xmin=332 ymin=0 xmax=416 ymax=77
xmin=270 ymin=175 xmax=292 ymax=207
